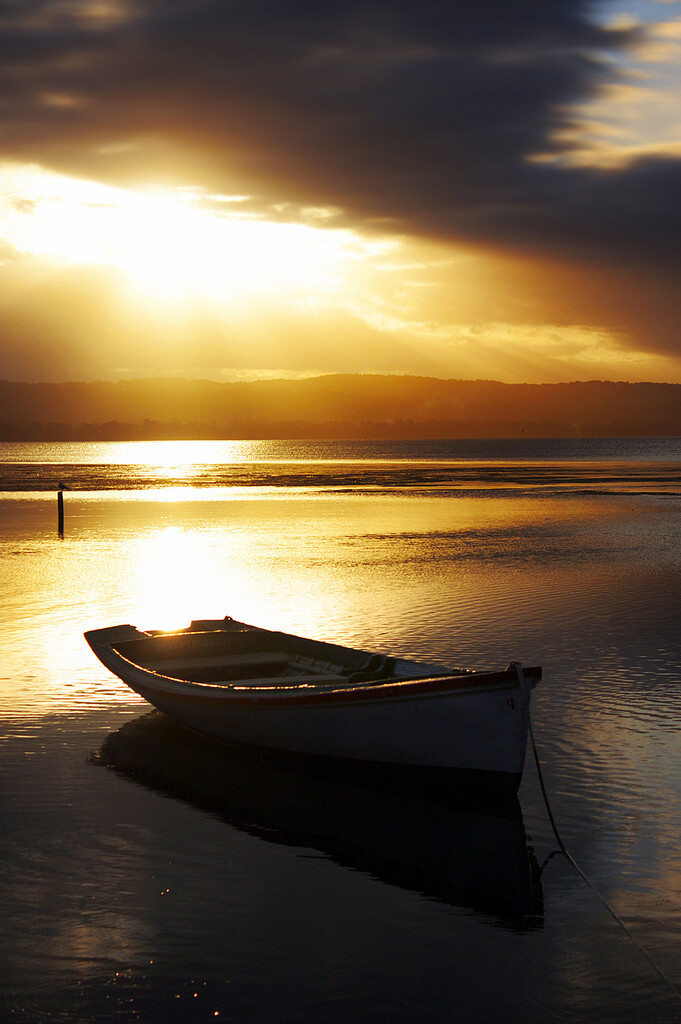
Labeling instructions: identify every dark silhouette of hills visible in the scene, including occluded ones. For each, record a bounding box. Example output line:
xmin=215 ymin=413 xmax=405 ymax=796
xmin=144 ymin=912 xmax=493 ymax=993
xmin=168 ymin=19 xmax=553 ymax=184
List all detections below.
xmin=1 ymin=375 xmax=680 ymax=439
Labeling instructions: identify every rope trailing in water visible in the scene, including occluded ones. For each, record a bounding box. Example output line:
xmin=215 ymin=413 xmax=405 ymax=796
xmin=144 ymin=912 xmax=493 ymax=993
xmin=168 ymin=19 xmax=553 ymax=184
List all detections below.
xmin=512 ymin=663 xmax=681 ymax=1005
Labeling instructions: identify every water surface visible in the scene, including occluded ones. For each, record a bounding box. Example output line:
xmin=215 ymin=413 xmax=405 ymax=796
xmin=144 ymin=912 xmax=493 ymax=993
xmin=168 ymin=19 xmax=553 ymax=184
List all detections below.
xmin=1 ymin=440 xmax=681 ymax=1022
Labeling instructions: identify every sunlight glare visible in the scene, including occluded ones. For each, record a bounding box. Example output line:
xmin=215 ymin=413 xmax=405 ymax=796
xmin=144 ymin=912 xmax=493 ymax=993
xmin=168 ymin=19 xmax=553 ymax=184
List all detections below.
xmin=0 ymin=164 xmax=355 ymax=306
xmin=132 ymin=526 xmax=229 ymax=629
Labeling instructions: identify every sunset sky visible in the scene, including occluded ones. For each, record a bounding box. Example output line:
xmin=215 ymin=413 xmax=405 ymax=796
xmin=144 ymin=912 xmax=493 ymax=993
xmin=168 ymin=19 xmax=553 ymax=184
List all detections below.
xmin=1 ymin=0 xmax=681 ymax=384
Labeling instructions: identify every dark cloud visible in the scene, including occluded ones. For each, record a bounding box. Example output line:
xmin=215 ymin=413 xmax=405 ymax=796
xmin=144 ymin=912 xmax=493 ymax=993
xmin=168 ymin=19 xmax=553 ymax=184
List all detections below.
xmin=0 ymin=2 xmax=637 ymax=207
xmin=2 ymin=0 xmax=681 ymax=358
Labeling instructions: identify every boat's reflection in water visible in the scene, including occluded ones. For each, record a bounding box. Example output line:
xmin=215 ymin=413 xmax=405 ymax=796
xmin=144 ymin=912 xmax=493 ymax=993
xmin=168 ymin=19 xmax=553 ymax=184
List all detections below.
xmin=96 ymin=712 xmax=543 ymax=931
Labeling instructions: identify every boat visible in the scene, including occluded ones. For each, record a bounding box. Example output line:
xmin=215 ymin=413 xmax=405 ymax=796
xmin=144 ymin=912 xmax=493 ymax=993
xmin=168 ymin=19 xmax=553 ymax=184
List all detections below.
xmin=85 ymin=615 xmax=541 ymax=794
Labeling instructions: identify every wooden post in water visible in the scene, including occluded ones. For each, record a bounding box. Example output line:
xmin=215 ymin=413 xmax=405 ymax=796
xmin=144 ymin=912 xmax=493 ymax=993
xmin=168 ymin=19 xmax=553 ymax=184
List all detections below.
xmin=57 ymin=482 xmax=67 ymax=537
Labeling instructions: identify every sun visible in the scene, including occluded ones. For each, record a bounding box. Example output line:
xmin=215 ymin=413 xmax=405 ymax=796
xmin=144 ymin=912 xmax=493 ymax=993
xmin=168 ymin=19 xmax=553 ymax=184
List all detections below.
xmin=0 ymin=164 xmax=353 ymax=307
xmin=96 ymin=190 xmax=351 ymax=305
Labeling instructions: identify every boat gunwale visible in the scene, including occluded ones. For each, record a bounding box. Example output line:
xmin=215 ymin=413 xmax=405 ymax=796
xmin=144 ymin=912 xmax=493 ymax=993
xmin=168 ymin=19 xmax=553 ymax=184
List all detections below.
xmin=97 ymin=645 xmax=541 ymax=708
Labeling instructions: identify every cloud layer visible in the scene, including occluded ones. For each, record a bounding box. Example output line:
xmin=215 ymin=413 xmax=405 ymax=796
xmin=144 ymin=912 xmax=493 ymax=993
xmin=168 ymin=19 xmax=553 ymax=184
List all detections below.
xmin=2 ymin=0 xmax=681 ymax=369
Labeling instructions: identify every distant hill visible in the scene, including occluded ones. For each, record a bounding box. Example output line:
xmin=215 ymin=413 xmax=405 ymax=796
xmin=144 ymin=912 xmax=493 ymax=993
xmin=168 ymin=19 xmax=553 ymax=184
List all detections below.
xmin=1 ymin=375 xmax=680 ymax=439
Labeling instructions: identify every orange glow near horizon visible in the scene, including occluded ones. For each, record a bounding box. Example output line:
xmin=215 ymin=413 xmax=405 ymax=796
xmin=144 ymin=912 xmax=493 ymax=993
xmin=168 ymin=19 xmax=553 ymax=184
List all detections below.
xmin=2 ymin=162 xmax=681 ymax=385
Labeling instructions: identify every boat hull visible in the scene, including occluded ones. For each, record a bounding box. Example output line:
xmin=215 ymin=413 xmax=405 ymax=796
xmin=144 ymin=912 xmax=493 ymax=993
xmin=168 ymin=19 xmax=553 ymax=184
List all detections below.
xmin=85 ymin=620 xmax=540 ymax=792
xmin=133 ymin=674 xmax=528 ymax=779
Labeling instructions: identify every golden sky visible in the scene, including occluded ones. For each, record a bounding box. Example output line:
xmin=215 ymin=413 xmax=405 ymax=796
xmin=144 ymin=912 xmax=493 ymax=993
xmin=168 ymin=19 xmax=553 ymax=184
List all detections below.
xmin=1 ymin=0 xmax=681 ymax=384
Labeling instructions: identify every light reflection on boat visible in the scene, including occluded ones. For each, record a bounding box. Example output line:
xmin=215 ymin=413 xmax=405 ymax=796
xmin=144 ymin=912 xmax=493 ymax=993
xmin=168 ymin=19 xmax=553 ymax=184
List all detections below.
xmin=94 ymin=711 xmax=543 ymax=931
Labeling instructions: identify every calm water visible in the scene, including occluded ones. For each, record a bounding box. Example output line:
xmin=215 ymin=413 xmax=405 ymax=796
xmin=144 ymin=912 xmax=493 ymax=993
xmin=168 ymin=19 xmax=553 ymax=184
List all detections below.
xmin=2 ymin=437 xmax=681 ymax=493
xmin=1 ymin=439 xmax=681 ymax=1022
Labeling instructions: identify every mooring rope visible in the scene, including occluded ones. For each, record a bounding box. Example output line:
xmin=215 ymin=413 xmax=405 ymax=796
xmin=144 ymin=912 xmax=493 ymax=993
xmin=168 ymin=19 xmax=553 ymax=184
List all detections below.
xmin=512 ymin=663 xmax=681 ymax=1005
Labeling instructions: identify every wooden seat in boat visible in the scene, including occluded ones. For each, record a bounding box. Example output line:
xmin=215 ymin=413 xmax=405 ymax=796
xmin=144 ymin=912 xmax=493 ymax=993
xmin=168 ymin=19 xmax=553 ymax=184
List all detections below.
xmin=151 ymin=651 xmax=290 ymax=673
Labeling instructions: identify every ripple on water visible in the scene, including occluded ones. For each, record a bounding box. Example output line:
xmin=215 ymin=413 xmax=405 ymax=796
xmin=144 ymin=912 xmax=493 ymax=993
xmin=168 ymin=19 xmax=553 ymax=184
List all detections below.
xmin=2 ymin=476 xmax=681 ymax=1022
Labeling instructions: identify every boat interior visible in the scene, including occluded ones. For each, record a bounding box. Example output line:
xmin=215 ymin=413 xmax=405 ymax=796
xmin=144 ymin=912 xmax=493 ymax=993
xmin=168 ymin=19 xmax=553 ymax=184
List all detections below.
xmin=112 ymin=622 xmax=406 ymax=686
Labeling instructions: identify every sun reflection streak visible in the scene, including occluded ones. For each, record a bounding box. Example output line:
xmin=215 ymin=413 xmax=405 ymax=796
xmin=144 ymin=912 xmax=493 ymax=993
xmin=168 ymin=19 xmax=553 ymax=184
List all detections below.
xmin=102 ymin=440 xmax=257 ymax=466
xmin=129 ymin=525 xmax=243 ymax=631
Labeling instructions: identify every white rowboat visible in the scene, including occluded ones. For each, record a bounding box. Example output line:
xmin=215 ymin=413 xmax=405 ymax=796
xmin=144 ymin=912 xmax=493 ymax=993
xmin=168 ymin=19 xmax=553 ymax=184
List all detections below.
xmin=85 ymin=616 xmax=541 ymax=794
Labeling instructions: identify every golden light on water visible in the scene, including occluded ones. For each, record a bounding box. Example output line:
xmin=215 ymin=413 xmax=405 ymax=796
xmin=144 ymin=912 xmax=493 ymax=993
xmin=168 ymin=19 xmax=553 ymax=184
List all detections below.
xmin=0 ymin=473 xmax=677 ymax=720
xmin=72 ymin=441 xmax=258 ymax=466
xmin=129 ymin=525 xmax=235 ymax=630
